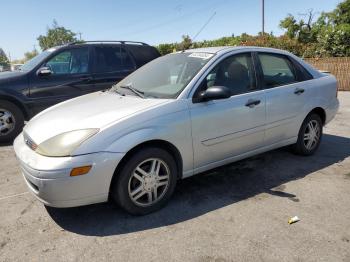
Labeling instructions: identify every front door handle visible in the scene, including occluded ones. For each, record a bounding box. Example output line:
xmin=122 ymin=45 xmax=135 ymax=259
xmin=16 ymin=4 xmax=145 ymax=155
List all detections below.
xmin=80 ymin=76 xmax=93 ymax=82
xmin=245 ymin=99 xmax=261 ymax=108
xmin=294 ymin=88 xmax=305 ymax=95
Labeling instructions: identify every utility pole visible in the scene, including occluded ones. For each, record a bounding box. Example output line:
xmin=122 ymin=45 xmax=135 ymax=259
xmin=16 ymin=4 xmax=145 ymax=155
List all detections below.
xmin=262 ymin=0 xmax=265 ymax=35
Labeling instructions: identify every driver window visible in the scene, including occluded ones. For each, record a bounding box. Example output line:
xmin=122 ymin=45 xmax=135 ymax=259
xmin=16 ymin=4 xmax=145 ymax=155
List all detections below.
xmin=46 ymin=48 xmax=89 ymax=75
xmin=197 ymin=53 xmax=257 ymax=96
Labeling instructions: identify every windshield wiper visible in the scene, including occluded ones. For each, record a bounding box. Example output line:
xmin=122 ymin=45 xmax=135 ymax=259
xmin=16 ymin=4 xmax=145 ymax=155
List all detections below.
xmin=118 ymin=85 xmax=145 ymax=98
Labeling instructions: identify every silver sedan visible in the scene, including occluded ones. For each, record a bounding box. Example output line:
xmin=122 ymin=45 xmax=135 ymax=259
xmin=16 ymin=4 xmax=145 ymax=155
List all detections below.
xmin=13 ymin=46 xmax=339 ymax=215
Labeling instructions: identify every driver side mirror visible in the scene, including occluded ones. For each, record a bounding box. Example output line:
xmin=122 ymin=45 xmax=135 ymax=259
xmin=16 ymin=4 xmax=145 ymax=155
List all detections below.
xmin=194 ymin=86 xmax=231 ymax=103
xmin=37 ymin=67 xmax=52 ymax=77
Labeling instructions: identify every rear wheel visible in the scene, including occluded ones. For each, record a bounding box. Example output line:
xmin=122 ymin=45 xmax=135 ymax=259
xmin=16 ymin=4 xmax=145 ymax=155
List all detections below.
xmin=293 ymin=113 xmax=323 ymax=155
xmin=111 ymin=147 xmax=178 ymax=215
xmin=0 ymin=100 xmax=24 ymax=143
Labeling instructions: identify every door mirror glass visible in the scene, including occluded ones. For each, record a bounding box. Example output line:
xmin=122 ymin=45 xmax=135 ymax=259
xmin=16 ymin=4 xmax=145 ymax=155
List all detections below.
xmin=37 ymin=67 xmax=52 ymax=77
xmin=196 ymin=86 xmax=231 ymax=103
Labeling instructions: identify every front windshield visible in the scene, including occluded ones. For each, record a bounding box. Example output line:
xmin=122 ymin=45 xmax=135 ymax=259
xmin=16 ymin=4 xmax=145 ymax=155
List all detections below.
xmin=112 ymin=52 xmax=214 ymax=99
xmin=20 ymin=48 xmax=56 ymax=71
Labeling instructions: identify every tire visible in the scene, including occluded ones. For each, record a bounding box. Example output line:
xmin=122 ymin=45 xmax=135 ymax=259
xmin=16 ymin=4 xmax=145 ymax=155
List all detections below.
xmin=292 ymin=113 xmax=323 ymax=156
xmin=0 ymin=100 xmax=24 ymax=143
xmin=111 ymin=147 xmax=178 ymax=215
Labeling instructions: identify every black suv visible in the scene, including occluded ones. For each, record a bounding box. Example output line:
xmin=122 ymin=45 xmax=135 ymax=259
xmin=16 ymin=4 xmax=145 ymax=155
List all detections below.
xmin=0 ymin=41 xmax=160 ymax=142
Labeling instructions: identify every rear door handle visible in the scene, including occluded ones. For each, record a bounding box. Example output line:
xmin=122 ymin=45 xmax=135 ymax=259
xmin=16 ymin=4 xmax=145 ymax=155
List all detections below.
xmin=245 ymin=99 xmax=261 ymax=108
xmin=294 ymin=88 xmax=305 ymax=95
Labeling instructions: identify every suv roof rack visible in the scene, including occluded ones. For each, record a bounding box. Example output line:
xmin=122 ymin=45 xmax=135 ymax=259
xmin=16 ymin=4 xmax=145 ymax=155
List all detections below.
xmin=68 ymin=40 xmax=149 ymax=46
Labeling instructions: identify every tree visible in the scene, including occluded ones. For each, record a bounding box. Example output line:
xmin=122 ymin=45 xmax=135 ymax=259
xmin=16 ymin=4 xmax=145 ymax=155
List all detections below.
xmin=37 ymin=20 xmax=79 ymax=50
xmin=158 ymin=43 xmax=176 ymax=55
xmin=0 ymin=48 xmax=9 ymax=64
xmin=156 ymin=0 xmax=350 ymax=58
xmin=279 ymin=14 xmax=299 ymax=38
xmin=24 ymin=49 xmax=39 ymax=61
xmin=178 ymin=35 xmax=192 ymax=51
xmin=279 ymin=10 xmax=316 ymax=43
xmin=332 ymin=0 xmax=350 ymax=25
xmin=279 ymin=0 xmax=350 ymax=56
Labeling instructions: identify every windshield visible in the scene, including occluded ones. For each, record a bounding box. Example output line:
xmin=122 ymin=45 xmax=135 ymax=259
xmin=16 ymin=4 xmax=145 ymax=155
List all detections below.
xmin=112 ymin=52 xmax=214 ymax=99
xmin=20 ymin=48 xmax=56 ymax=71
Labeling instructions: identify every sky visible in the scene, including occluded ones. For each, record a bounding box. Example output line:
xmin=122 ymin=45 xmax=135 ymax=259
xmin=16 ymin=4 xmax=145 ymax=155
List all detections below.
xmin=0 ymin=0 xmax=341 ymax=60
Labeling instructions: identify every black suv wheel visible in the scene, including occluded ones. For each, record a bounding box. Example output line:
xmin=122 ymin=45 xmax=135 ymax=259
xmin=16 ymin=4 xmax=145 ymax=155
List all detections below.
xmin=0 ymin=100 xmax=24 ymax=143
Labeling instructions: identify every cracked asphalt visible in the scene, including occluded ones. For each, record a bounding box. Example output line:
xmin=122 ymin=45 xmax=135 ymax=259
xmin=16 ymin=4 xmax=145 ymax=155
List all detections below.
xmin=0 ymin=92 xmax=349 ymax=262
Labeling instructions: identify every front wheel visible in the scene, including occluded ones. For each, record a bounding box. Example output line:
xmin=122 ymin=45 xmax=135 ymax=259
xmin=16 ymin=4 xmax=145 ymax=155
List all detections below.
xmin=293 ymin=113 xmax=323 ymax=155
xmin=0 ymin=100 xmax=24 ymax=143
xmin=111 ymin=147 xmax=178 ymax=215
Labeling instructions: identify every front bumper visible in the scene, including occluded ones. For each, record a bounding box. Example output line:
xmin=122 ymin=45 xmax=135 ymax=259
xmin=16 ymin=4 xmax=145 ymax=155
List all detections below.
xmin=13 ymin=133 xmax=125 ymax=208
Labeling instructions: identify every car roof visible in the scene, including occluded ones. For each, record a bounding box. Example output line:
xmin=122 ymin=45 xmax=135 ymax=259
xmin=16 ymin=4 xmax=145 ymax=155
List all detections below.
xmin=184 ymin=46 xmax=292 ymax=56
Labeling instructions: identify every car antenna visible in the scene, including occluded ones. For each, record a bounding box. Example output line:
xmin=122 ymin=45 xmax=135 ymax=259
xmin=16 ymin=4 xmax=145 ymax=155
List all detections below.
xmin=186 ymin=11 xmax=216 ymax=51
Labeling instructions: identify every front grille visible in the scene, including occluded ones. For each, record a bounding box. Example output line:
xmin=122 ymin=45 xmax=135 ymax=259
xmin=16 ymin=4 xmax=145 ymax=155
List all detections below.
xmin=23 ymin=132 xmax=38 ymax=151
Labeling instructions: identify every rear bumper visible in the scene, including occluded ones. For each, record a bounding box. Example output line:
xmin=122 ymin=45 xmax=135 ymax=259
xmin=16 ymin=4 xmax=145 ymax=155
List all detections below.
xmin=13 ymin=133 xmax=125 ymax=208
xmin=325 ymin=98 xmax=339 ymax=125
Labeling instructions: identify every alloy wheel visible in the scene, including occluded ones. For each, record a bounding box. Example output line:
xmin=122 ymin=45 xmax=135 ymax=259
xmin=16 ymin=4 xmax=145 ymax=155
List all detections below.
xmin=0 ymin=109 xmax=15 ymax=136
xmin=128 ymin=158 xmax=170 ymax=207
xmin=303 ymin=119 xmax=320 ymax=150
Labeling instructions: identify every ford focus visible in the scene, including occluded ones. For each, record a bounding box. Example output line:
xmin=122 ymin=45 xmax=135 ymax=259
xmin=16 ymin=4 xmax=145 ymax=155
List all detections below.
xmin=13 ymin=46 xmax=339 ymax=215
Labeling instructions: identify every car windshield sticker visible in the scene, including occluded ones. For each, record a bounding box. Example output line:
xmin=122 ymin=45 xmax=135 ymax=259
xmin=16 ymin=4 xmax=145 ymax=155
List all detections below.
xmin=188 ymin=53 xmax=214 ymax=60
xmin=47 ymin=47 xmax=56 ymax=52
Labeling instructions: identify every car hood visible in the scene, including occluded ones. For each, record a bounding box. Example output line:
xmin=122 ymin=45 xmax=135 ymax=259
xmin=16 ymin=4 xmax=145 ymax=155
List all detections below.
xmin=0 ymin=71 xmax=26 ymax=84
xmin=24 ymin=91 xmax=170 ymax=144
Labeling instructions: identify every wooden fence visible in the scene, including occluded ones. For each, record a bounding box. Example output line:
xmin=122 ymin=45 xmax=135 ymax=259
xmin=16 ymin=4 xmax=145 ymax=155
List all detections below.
xmin=304 ymin=57 xmax=350 ymax=91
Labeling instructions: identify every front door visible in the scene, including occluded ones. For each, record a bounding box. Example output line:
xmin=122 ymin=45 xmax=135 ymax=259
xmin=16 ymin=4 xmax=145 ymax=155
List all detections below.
xmin=28 ymin=46 xmax=94 ymax=114
xmin=189 ymin=52 xmax=266 ymax=171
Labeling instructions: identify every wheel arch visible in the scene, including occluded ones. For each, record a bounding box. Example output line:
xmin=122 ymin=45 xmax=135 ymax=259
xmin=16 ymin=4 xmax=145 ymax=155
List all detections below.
xmin=308 ymin=107 xmax=326 ymax=125
xmin=0 ymin=95 xmax=30 ymax=120
xmin=109 ymin=139 xmax=184 ymax=196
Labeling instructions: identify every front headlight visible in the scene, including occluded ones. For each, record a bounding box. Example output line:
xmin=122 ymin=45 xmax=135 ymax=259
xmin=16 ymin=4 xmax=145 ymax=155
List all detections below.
xmin=36 ymin=129 xmax=99 ymax=157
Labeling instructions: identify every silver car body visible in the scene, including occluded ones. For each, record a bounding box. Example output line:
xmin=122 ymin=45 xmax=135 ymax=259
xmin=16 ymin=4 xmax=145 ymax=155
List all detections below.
xmin=13 ymin=46 xmax=339 ymax=207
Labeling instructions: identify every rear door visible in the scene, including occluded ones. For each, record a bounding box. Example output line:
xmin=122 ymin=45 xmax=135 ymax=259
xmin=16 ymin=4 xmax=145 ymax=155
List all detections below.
xmin=256 ymin=52 xmax=311 ymax=145
xmin=126 ymin=45 xmax=161 ymax=67
xmin=28 ymin=46 xmax=94 ymax=114
xmin=91 ymin=45 xmax=136 ymax=91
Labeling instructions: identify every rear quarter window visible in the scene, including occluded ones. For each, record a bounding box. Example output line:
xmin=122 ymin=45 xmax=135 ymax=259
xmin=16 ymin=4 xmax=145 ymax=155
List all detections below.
xmin=126 ymin=45 xmax=161 ymax=67
xmin=290 ymin=58 xmax=314 ymax=81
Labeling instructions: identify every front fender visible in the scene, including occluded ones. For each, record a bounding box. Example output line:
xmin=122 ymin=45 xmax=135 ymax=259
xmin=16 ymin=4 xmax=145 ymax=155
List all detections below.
xmin=104 ymin=125 xmax=193 ymax=176
xmin=74 ymin=105 xmax=194 ymax=176
xmin=106 ymin=127 xmax=165 ymax=152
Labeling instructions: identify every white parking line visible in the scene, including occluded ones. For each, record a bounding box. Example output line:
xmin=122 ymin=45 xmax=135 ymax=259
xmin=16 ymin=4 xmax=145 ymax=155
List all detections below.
xmin=0 ymin=192 xmax=29 ymax=201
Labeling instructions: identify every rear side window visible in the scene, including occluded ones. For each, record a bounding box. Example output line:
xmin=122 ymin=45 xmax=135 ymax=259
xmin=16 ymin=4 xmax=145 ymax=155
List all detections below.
xmin=126 ymin=45 xmax=161 ymax=67
xmin=94 ymin=46 xmax=135 ymax=73
xmin=121 ymin=47 xmax=135 ymax=70
xmin=258 ymin=53 xmax=297 ymax=88
xmin=290 ymin=58 xmax=314 ymax=81
xmin=94 ymin=46 xmax=121 ymax=73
